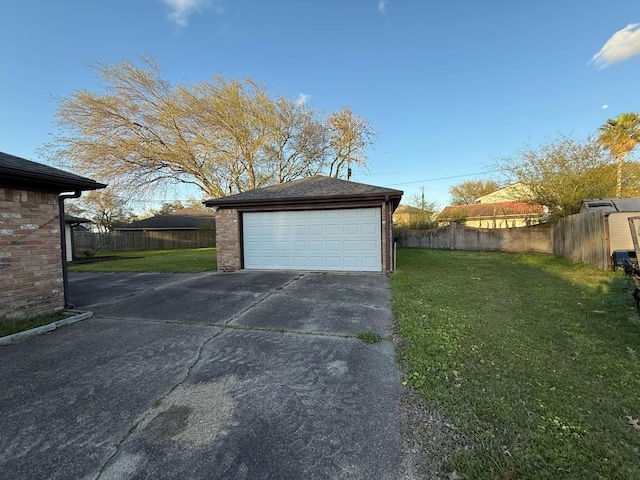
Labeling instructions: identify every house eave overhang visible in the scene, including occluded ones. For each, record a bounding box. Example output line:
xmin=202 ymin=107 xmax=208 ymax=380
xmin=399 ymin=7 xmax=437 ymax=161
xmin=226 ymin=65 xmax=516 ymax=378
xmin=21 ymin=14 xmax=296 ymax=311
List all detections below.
xmin=0 ymin=168 xmax=106 ymax=193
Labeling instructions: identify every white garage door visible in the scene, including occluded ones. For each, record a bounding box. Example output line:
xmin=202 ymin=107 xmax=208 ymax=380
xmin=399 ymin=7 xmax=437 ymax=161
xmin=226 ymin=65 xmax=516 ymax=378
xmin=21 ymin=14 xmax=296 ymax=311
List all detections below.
xmin=243 ymin=208 xmax=381 ymax=271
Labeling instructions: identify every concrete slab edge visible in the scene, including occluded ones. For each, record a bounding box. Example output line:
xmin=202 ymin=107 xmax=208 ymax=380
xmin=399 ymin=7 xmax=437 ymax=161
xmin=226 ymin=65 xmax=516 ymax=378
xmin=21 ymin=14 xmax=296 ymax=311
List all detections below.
xmin=0 ymin=311 xmax=94 ymax=345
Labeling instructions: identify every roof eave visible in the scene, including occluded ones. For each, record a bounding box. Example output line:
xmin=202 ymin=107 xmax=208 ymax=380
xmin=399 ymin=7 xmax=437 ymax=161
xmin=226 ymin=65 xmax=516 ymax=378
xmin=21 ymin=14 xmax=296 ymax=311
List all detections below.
xmin=204 ymin=192 xmax=403 ymax=209
xmin=0 ymin=167 xmax=107 ymax=192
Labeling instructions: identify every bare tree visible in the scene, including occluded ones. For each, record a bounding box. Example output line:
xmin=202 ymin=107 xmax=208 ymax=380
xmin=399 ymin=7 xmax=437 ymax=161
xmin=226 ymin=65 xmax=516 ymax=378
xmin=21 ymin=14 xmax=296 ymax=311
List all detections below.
xmin=325 ymin=107 xmax=376 ymax=179
xmin=67 ymin=189 xmax=135 ymax=232
xmin=45 ymin=56 xmax=376 ymax=199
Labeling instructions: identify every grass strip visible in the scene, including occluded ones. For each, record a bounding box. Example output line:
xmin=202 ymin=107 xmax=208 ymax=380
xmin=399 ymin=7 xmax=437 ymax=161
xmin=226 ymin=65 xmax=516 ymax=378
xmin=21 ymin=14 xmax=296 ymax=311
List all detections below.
xmin=392 ymin=249 xmax=640 ymax=479
xmin=0 ymin=312 xmax=70 ymax=338
xmin=68 ymin=247 xmax=217 ymax=273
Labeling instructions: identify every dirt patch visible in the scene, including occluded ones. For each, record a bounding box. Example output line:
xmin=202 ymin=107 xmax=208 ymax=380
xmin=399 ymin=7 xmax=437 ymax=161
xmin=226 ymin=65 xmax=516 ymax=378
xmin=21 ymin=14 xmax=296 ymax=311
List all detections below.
xmin=398 ymin=386 xmax=473 ymax=479
xmin=137 ymin=376 xmax=238 ymax=447
xmin=394 ymin=333 xmax=474 ymax=479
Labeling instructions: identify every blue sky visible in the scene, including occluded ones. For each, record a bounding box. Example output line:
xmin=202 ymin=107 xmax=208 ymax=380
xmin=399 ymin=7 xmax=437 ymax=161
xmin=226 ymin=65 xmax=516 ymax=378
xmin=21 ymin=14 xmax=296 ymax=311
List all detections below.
xmin=2 ymin=0 xmax=640 ymax=209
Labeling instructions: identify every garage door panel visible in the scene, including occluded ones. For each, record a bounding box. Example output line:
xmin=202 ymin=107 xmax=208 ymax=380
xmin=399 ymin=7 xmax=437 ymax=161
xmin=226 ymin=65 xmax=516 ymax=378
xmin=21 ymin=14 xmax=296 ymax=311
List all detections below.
xmin=243 ymin=208 xmax=381 ymax=271
xmin=276 ymin=225 xmax=290 ymax=235
xmin=343 ymin=224 xmax=359 ymax=235
xmin=308 ymin=225 xmax=324 ymax=236
xmin=361 ymin=240 xmax=379 ymax=251
xmin=344 ymin=240 xmax=359 ymax=251
xmin=309 ymin=240 xmax=324 ymax=251
xmin=292 ymin=241 xmax=306 ymax=251
xmin=326 ymin=256 xmax=342 ymax=267
xmin=327 ymin=240 xmax=341 ymax=251
xmin=326 ymin=223 xmax=341 ymax=235
xmin=361 ymin=223 xmax=378 ymax=235
xmin=362 ymin=257 xmax=379 ymax=268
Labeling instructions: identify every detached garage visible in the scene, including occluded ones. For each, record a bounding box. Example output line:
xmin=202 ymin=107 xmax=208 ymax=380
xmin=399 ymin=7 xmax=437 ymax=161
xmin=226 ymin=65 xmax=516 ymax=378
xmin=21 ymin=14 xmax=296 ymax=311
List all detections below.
xmin=204 ymin=176 xmax=403 ymax=273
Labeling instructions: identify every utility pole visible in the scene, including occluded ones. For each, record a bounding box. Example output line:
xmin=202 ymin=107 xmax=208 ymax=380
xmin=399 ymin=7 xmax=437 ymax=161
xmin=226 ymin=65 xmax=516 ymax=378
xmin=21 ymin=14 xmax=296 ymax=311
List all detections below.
xmin=420 ymin=186 xmax=425 ymax=211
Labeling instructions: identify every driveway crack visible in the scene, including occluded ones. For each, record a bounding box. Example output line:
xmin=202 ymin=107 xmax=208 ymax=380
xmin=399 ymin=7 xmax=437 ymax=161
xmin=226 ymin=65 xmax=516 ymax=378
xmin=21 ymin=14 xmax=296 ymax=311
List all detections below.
xmin=94 ymin=326 xmax=223 ymax=479
xmin=223 ymin=272 xmax=306 ymax=325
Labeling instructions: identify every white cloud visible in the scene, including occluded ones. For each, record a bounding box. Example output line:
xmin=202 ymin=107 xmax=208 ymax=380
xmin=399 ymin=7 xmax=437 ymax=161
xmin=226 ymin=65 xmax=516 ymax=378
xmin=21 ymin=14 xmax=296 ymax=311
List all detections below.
xmin=378 ymin=0 xmax=387 ymax=14
xmin=163 ymin=0 xmax=223 ymax=28
xmin=591 ymin=23 xmax=640 ymax=68
xmin=296 ymin=93 xmax=310 ymax=105
xmin=602 ymin=104 xmax=609 ymax=109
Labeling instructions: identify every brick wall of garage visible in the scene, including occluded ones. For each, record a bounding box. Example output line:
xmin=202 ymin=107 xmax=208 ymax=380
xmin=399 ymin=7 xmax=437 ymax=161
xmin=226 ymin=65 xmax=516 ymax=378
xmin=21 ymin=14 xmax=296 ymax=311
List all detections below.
xmin=215 ymin=208 xmax=241 ymax=272
xmin=215 ymin=203 xmax=398 ymax=273
xmin=382 ymin=201 xmax=392 ymax=272
xmin=0 ymin=188 xmax=64 ymax=319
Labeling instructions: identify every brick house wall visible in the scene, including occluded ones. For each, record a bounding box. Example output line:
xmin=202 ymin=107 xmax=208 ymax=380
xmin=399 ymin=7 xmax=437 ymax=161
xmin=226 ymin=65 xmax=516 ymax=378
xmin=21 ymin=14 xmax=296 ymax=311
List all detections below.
xmin=0 ymin=187 xmax=64 ymax=319
xmin=215 ymin=208 xmax=241 ymax=272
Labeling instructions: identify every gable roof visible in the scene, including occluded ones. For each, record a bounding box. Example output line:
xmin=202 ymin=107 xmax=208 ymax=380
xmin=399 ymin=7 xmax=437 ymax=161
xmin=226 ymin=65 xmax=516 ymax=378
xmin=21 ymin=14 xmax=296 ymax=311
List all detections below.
xmin=476 ymin=182 xmax=531 ymax=204
xmin=0 ymin=151 xmax=106 ymax=192
xmin=204 ymin=175 xmax=403 ymax=210
xmin=116 ymin=208 xmax=216 ymax=230
xmin=438 ymin=201 xmax=544 ymax=220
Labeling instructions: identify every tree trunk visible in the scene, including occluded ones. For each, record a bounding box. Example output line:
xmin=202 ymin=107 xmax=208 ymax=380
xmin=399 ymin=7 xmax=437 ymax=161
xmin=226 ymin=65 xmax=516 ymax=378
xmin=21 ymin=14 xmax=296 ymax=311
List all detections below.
xmin=616 ymin=155 xmax=624 ymax=197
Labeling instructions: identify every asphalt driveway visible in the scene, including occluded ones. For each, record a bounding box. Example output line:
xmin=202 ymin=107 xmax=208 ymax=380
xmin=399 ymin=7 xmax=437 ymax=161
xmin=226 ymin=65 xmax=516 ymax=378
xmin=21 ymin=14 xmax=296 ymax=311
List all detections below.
xmin=0 ymin=271 xmax=403 ymax=479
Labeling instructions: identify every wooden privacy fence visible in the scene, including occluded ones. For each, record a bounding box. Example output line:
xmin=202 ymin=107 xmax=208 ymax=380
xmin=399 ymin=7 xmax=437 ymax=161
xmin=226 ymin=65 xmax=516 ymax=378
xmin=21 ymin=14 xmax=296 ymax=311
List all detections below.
xmin=396 ymin=222 xmax=553 ymax=254
xmin=73 ymin=230 xmax=216 ymax=254
xmin=552 ymin=210 xmax=609 ymax=270
xmin=397 ymin=212 xmax=611 ymax=270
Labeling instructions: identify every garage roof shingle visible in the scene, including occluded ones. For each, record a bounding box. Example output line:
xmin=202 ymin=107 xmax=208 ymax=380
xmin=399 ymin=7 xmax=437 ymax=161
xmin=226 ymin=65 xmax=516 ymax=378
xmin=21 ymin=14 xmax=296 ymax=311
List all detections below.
xmin=204 ymin=175 xmax=403 ymax=209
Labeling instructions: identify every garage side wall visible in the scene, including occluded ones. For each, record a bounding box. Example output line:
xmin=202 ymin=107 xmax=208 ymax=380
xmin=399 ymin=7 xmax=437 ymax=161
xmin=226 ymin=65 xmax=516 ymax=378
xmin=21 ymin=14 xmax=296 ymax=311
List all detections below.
xmin=215 ymin=208 xmax=241 ymax=271
xmin=382 ymin=201 xmax=393 ymax=273
xmin=0 ymin=188 xmax=64 ymax=319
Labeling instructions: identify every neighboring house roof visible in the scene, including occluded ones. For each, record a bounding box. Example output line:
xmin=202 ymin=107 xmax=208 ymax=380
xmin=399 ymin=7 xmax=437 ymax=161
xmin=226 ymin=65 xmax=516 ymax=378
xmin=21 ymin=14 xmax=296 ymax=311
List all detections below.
xmin=437 ymin=201 xmax=544 ymax=220
xmin=580 ymin=197 xmax=640 ymax=214
xmin=65 ymin=214 xmax=91 ymax=225
xmin=394 ymin=205 xmax=423 ymax=215
xmin=0 ymin=151 xmax=106 ymax=192
xmin=116 ymin=208 xmax=216 ymax=230
xmin=204 ymin=175 xmax=403 ymax=210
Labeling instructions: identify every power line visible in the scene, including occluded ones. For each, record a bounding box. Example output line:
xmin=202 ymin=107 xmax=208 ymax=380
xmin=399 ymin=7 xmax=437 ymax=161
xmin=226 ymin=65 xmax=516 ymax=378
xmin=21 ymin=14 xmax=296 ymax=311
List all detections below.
xmin=384 ymin=169 xmax=503 ymax=186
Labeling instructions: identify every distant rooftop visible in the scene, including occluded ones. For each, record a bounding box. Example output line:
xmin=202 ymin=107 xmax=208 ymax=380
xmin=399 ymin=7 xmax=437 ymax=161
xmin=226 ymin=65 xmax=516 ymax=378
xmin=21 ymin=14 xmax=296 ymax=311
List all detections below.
xmin=438 ymin=201 xmax=544 ymax=220
xmin=116 ymin=208 xmax=216 ymax=230
xmin=581 ymin=197 xmax=640 ymax=214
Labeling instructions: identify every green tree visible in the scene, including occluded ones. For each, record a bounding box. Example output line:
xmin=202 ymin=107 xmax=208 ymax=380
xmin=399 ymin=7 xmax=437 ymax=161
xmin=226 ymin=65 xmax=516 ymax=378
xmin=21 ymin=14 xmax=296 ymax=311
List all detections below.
xmin=499 ymin=135 xmax=615 ymax=220
xmin=449 ymin=179 xmax=501 ymax=205
xmin=597 ymin=112 xmax=640 ymax=197
xmin=45 ymin=56 xmax=375 ymax=199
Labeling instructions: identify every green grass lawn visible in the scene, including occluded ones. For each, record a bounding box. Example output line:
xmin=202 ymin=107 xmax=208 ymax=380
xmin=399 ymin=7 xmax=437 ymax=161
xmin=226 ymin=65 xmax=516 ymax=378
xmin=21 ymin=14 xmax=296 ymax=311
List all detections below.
xmin=68 ymin=248 xmax=217 ymax=273
xmin=392 ymin=249 xmax=640 ymax=479
xmin=0 ymin=311 xmax=70 ymax=338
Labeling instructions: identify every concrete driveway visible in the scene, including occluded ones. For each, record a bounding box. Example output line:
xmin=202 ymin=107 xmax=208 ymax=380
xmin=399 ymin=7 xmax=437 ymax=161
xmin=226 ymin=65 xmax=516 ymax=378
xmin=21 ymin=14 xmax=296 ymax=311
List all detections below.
xmin=0 ymin=271 xmax=403 ymax=479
